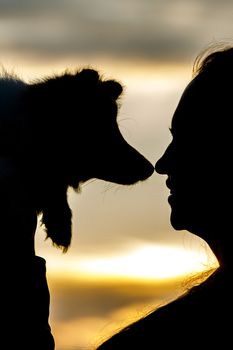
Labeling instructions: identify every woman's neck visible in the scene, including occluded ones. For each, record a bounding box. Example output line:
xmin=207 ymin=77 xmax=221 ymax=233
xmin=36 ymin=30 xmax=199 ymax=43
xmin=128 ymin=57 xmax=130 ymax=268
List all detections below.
xmin=209 ymin=237 xmax=233 ymax=279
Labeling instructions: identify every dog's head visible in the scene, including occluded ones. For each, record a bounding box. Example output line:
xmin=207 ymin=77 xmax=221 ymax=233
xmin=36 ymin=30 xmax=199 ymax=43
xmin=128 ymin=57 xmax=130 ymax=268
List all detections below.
xmin=23 ymin=68 xmax=154 ymax=189
xmin=17 ymin=69 xmax=154 ymax=251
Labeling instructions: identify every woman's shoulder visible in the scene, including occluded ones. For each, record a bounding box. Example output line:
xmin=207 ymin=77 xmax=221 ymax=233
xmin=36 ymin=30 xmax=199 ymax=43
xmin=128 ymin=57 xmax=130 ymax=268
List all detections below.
xmin=150 ymin=269 xmax=225 ymax=321
xmin=97 ymin=270 xmax=229 ymax=349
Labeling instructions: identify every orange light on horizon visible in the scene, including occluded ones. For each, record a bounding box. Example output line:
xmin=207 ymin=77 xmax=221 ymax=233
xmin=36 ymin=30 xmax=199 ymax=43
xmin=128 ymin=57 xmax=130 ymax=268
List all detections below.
xmin=46 ymin=243 xmax=219 ymax=282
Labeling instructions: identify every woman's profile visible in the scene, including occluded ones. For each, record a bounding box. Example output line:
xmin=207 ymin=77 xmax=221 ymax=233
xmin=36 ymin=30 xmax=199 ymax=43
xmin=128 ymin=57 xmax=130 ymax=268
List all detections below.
xmin=96 ymin=44 xmax=233 ymax=349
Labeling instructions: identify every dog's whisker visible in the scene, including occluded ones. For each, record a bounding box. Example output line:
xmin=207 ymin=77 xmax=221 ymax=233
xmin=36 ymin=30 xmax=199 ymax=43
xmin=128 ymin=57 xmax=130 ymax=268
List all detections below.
xmin=102 ymin=182 xmax=121 ymax=194
xmin=82 ymin=178 xmax=98 ymax=187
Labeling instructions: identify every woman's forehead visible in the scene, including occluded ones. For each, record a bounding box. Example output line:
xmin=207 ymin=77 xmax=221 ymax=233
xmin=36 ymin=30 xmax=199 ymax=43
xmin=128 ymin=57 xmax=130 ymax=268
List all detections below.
xmin=171 ymin=76 xmax=207 ymax=130
xmin=179 ymin=76 xmax=204 ymax=106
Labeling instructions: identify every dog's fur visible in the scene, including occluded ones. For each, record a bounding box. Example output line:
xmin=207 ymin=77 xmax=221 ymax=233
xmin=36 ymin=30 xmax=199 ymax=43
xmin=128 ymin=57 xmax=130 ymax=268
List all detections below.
xmin=0 ymin=68 xmax=153 ymax=252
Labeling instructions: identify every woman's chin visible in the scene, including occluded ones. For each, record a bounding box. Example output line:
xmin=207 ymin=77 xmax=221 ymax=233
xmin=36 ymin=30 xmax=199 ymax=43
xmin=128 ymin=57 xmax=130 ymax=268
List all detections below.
xmin=170 ymin=212 xmax=204 ymax=237
xmin=170 ymin=207 xmax=193 ymax=232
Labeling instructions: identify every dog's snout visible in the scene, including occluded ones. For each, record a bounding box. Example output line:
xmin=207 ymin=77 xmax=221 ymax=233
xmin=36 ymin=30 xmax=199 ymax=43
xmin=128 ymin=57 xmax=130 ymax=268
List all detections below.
xmin=140 ymin=159 xmax=154 ymax=180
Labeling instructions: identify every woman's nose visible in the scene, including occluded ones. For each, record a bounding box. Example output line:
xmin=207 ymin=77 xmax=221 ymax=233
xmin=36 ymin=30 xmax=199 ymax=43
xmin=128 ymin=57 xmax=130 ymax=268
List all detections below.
xmin=155 ymin=143 xmax=174 ymax=175
xmin=154 ymin=156 xmax=165 ymax=174
xmin=154 ymin=145 xmax=171 ymax=175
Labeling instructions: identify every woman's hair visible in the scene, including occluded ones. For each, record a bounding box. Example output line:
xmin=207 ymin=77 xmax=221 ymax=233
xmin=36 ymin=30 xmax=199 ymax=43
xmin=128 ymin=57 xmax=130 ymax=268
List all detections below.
xmin=192 ymin=42 xmax=233 ymax=77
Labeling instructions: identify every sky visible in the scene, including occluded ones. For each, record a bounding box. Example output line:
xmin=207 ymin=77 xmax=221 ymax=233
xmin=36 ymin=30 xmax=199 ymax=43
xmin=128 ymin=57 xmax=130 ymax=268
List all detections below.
xmin=0 ymin=0 xmax=231 ymax=349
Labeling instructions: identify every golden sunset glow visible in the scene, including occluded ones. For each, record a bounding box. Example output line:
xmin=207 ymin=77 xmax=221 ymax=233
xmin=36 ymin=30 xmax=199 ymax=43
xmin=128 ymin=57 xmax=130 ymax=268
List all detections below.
xmin=48 ymin=243 xmax=218 ymax=350
xmin=45 ymin=243 xmax=219 ymax=282
xmin=77 ymin=245 xmax=218 ymax=280
xmin=1 ymin=2 xmax=230 ymax=348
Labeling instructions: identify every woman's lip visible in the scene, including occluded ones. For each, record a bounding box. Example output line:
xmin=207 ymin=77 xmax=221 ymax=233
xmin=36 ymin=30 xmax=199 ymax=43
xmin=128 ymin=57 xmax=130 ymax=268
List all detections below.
xmin=168 ymin=193 xmax=175 ymax=204
xmin=166 ymin=181 xmax=171 ymax=190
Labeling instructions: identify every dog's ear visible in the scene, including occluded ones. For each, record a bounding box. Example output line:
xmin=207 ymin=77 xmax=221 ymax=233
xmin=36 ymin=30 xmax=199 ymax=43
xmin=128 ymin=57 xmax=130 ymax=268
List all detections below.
xmin=75 ymin=69 xmax=123 ymax=100
xmin=41 ymin=202 xmax=72 ymax=253
xmin=76 ymin=69 xmax=100 ymax=85
xmin=40 ymin=185 xmax=73 ymax=253
xmin=101 ymin=80 xmax=123 ymax=100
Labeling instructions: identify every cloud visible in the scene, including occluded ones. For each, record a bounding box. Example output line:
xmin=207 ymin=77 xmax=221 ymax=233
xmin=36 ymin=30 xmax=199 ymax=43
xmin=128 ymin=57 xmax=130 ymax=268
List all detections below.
xmin=49 ymin=276 xmax=182 ymax=322
xmin=48 ymin=275 xmax=184 ymax=348
xmin=0 ymin=0 xmax=233 ymax=63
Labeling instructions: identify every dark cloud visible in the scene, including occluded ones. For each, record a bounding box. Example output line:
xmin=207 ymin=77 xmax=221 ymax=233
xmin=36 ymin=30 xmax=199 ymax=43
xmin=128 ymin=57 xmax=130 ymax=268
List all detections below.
xmin=0 ymin=0 xmax=68 ymax=17
xmin=0 ymin=0 xmax=233 ymax=63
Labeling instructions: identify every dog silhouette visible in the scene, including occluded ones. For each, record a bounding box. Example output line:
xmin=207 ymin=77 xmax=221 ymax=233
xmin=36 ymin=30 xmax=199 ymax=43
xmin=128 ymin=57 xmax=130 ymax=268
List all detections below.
xmin=0 ymin=68 xmax=154 ymax=252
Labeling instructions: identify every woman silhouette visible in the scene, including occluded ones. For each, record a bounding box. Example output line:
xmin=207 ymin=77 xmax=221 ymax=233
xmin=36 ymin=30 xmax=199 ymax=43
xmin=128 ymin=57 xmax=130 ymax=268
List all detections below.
xmin=96 ymin=44 xmax=233 ymax=349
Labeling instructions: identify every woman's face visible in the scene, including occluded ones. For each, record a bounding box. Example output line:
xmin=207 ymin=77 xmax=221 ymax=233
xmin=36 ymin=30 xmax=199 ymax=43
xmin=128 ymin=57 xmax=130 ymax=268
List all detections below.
xmin=155 ymin=77 xmax=218 ymax=239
